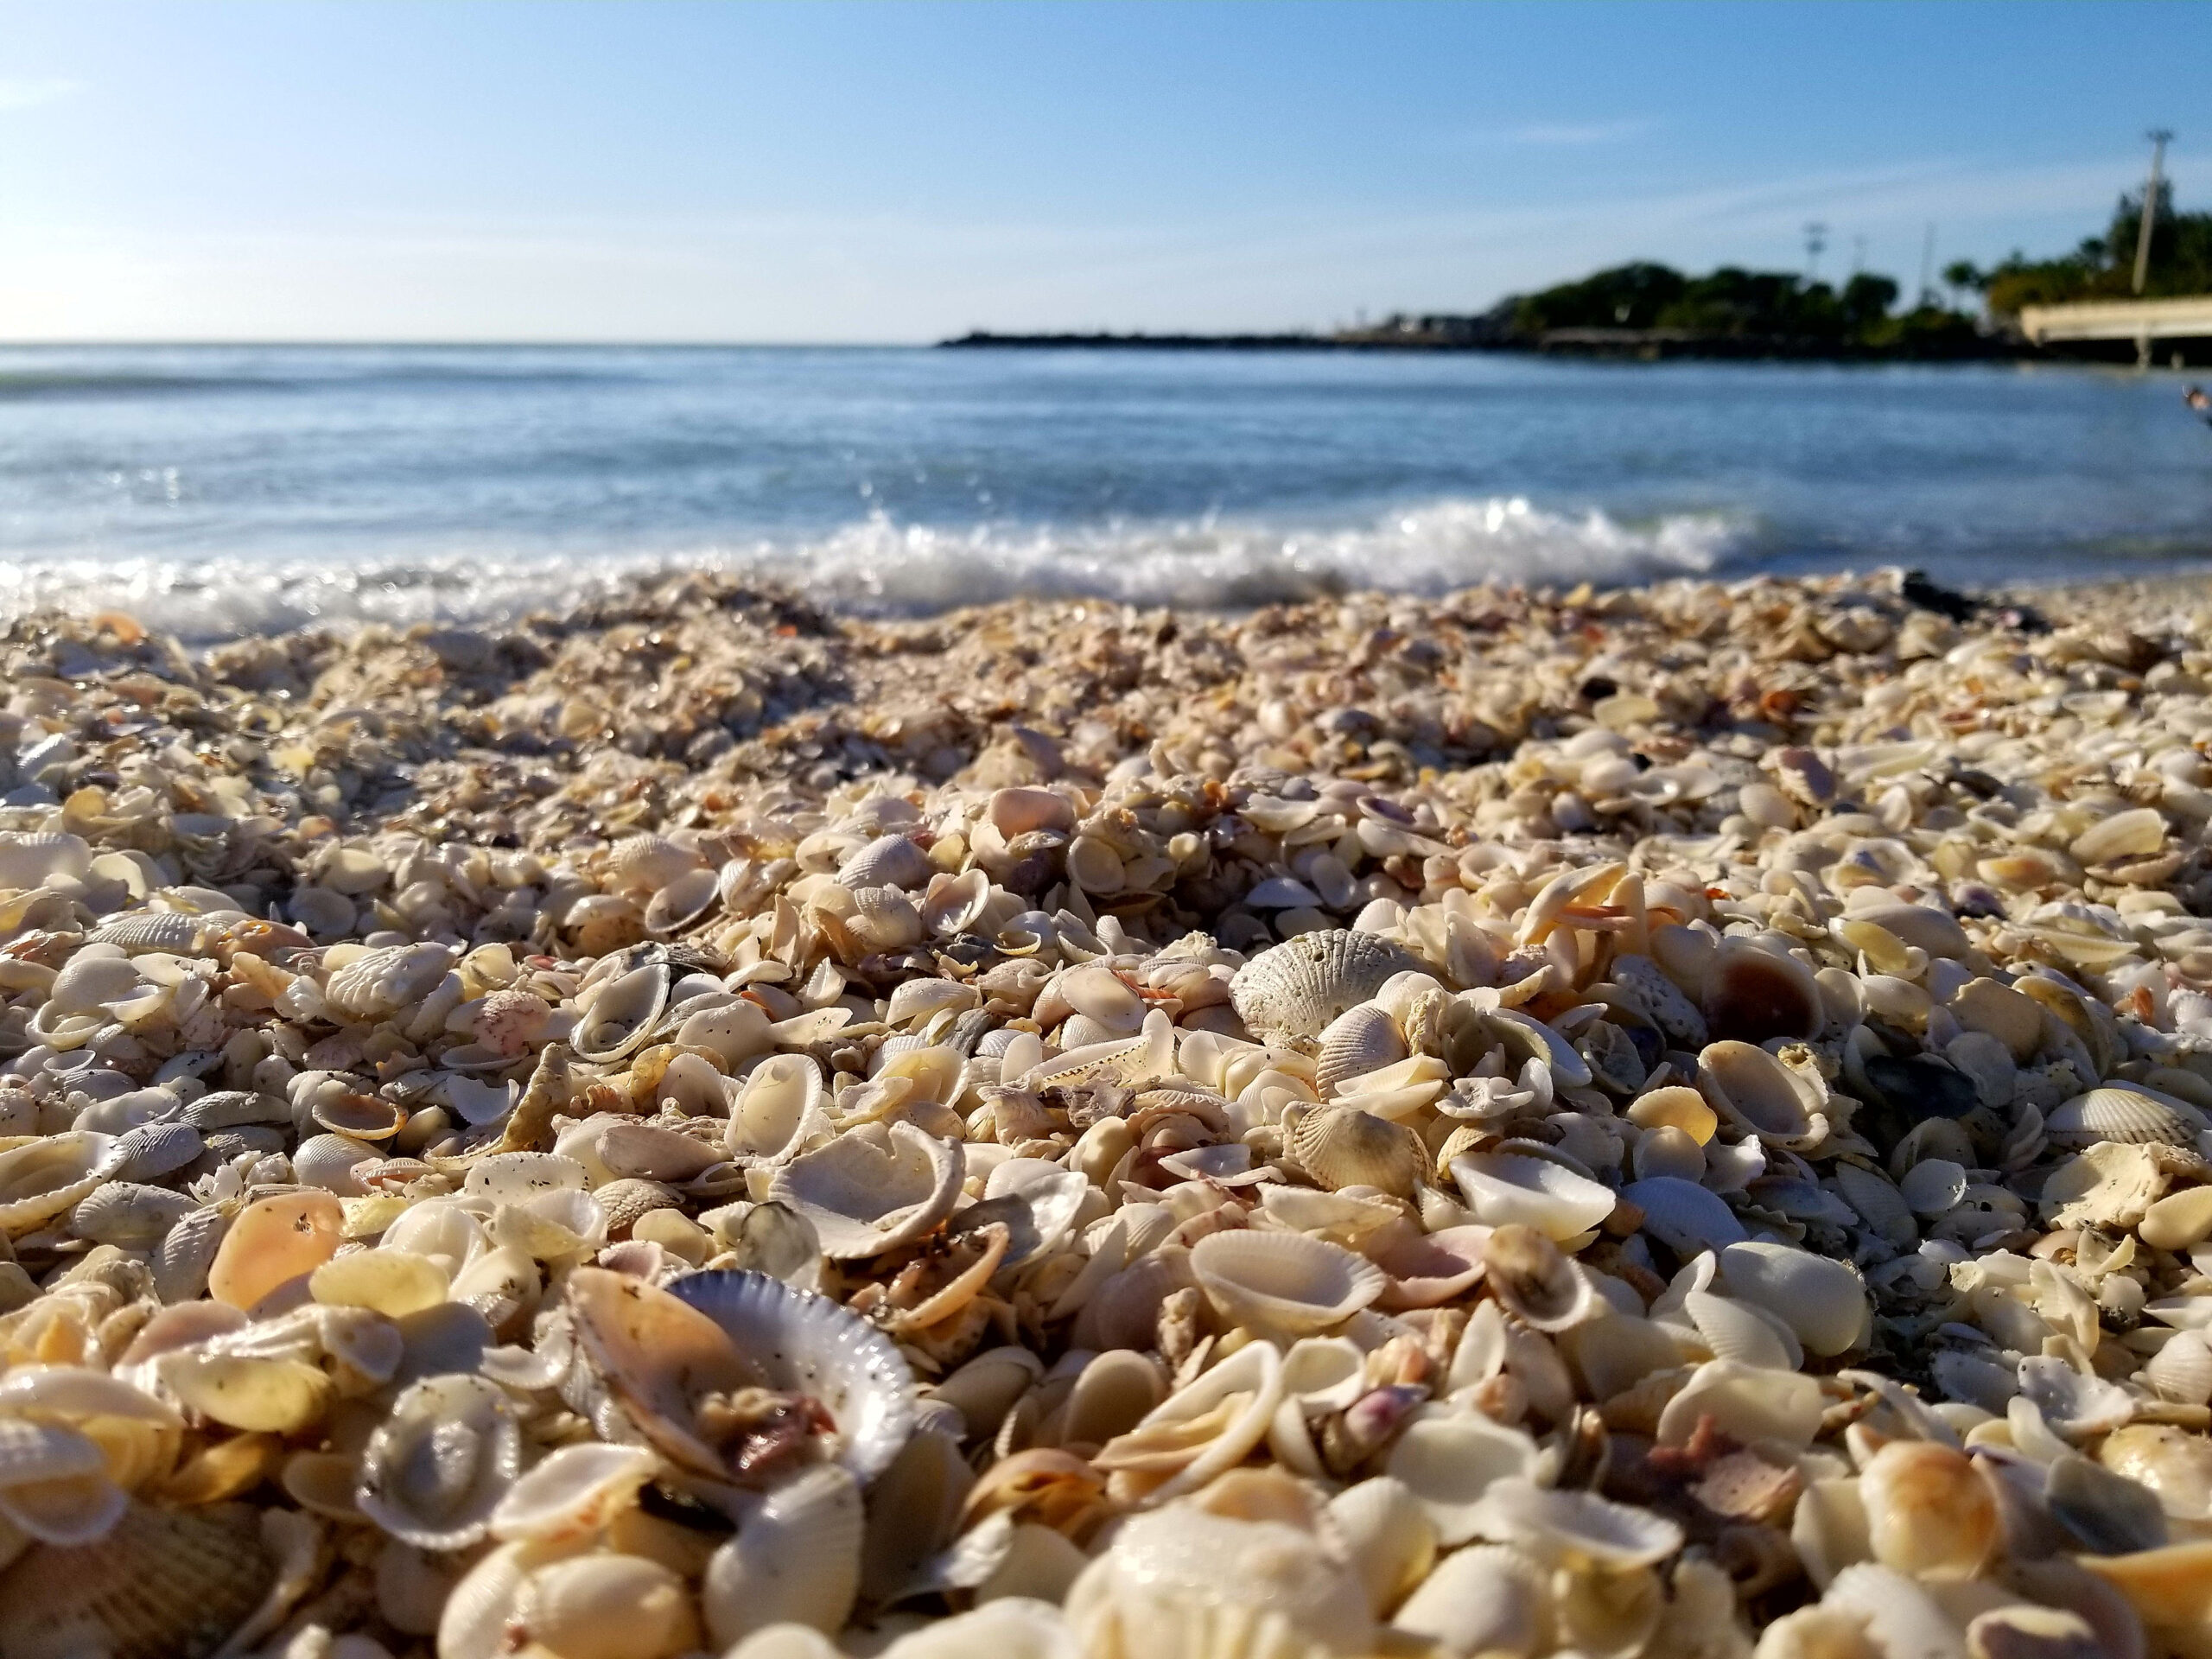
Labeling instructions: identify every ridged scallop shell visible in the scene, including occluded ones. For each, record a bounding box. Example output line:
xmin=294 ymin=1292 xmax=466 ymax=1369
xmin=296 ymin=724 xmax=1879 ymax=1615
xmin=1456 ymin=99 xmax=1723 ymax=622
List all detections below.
xmin=1684 ymin=1288 xmax=1802 ymax=1370
xmin=1326 ymin=1475 xmax=1437 ymax=1617
xmin=766 ymin=1120 xmax=964 ymax=1259
xmin=86 ymin=911 xmax=211 ymax=954
xmin=1188 ymin=1230 xmax=1386 ymax=1335
xmin=0 ymin=1500 xmax=276 ymax=1659
xmin=1229 ymin=930 xmax=1421 ymax=1047
xmin=356 ymin=1374 xmax=523 ymax=1550
xmin=1619 ymin=1175 xmax=1749 ymax=1254
xmin=839 ymin=834 xmax=932 ymax=891
xmin=1697 ymin=1039 xmax=1824 ymax=1149
xmin=607 ymin=832 xmax=704 ymax=893
xmin=155 ymin=1205 xmax=232 ymax=1304
xmin=0 ymin=829 xmax=92 ymax=888
xmin=1833 ymin=1160 xmax=1916 ymax=1246
xmin=323 ymin=941 xmax=454 ymax=1020
xmin=507 ymin=1551 xmax=699 ymax=1659
xmin=702 ymin=1463 xmax=864 ymax=1646
xmin=572 ymin=963 xmax=671 ymax=1065
xmin=70 ymin=1181 xmax=194 ymax=1249
xmin=569 ymin=1265 xmax=915 ymax=1487
xmin=181 ymin=1089 xmax=289 ymax=1128
xmin=2046 ymin=1085 xmax=2206 ymax=1150
xmin=111 ymin=1120 xmax=202 ymax=1183
xmin=1483 ymin=1224 xmax=1593 ymax=1332
xmin=1287 ymin=1104 xmax=1427 ymax=1198
xmin=1462 ymin=1475 xmax=1686 ymax=1567
xmin=1313 ymin=1002 xmax=1408 ymax=1096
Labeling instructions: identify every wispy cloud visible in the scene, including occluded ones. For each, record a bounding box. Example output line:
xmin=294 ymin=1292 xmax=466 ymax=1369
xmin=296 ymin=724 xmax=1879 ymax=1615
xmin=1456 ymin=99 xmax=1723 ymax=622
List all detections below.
xmin=0 ymin=77 xmax=86 ymax=112
xmin=1503 ymin=118 xmax=1656 ymax=147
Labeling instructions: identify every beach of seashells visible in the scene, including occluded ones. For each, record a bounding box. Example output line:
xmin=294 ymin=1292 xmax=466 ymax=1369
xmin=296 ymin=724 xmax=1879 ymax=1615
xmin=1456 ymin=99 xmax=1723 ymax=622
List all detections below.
xmin=5 ymin=566 xmax=2212 ymax=1659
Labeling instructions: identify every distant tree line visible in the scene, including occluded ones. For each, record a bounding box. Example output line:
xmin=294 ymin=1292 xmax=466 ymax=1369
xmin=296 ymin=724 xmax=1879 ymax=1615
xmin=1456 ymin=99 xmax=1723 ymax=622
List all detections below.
xmin=1945 ymin=186 xmax=2212 ymax=313
xmin=1505 ymin=262 xmax=1983 ymax=352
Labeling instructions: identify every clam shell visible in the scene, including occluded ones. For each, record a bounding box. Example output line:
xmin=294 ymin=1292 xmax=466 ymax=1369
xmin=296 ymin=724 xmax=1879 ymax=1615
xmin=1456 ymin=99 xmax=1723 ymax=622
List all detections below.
xmin=1389 ymin=1541 xmax=1545 ymax=1657
xmin=1716 ymin=1241 xmax=1868 ymax=1357
xmin=0 ymin=1500 xmax=276 ymax=1659
xmin=1452 ymin=1151 xmax=1616 ymax=1241
xmin=644 ymin=865 xmax=721 ymax=935
xmin=509 ymin=1551 xmax=699 ymax=1659
xmin=1229 ymin=930 xmax=1421 ymax=1046
xmin=572 ymin=963 xmax=671 ymax=1065
xmin=767 ymin=1120 xmax=964 ymax=1259
xmin=728 ymin=1055 xmax=831 ymax=1166
xmin=1618 ymin=1175 xmax=1748 ymax=1254
xmin=1326 ymin=1475 xmax=1437 ymax=1618
xmin=1091 ymin=1339 xmax=1285 ymax=1506
xmin=356 ymin=1374 xmax=522 ymax=1551
xmin=1190 ymin=1230 xmax=1385 ymax=1335
xmin=1460 ymin=1474 xmax=1684 ymax=1567
xmin=1656 ymin=1358 xmax=1824 ymax=1447
xmin=839 ymin=834 xmax=932 ymax=891
xmin=207 ymin=1190 xmax=345 ymax=1310
xmin=0 ymin=1131 xmax=124 ymax=1237
xmin=1384 ymin=1412 xmax=1542 ymax=1544
xmin=1704 ymin=939 xmax=1822 ymax=1044
xmin=1697 ymin=1039 xmax=1824 ymax=1148
xmin=69 ymin=1182 xmax=194 ymax=1249
xmin=702 ymin=1463 xmax=863 ymax=1646
xmin=488 ymin=1443 xmax=656 ymax=1543
xmin=1287 ymin=1104 xmax=1426 ymax=1198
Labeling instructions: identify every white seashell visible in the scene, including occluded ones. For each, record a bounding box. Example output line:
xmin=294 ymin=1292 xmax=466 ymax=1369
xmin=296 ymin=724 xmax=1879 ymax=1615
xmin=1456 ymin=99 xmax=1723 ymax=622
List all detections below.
xmin=1683 ymin=1288 xmax=1802 ymax=1370
xmin=508 ymin=1551 xmax=699 ymax=1659
xmin=1389 ymin=1541 xmax=1544 ymax=1657
xmin=571 ymin=963 xmax=670 ymax=1064
xmin=1287 ymin=1103 xmax=1427 ymax=1197
xmin=325 ymin=942 xmax=454 ymax=1020
xmin=2144 ymin=1331 xmax=2212 ymax=1407
xmin=0 ymin=1500 xmax=279 ymax=1658
xmin=643 ymin=865 xmax=721 ymax=935
xmin=768 ymin=1120 xmax=964 ymax=1259
xmin=0 ymin=1131 xmax=124 ymax=1237
xmin=1383 ymin=1410 xmax=1542 ymax=1544
xmin=357 ymin=1374 xmax=522 ymax=1550
xmin=487 ymin=1446 xmax=656 ymax=1544
xmin=1482 ymin=1224 xmax=1593 ymax=1332
xmin=294 ymin=1131 xmax=380 ymax=1195
xmin=1326 ymin=1475 xmax=1437 ymax=1618
xmin=1656 ymin=1358 xmax=1825 ymax=1447
xmin=466 ymin=1151 xmax=590 ymax=1205
xmin=68 ymin=1181 xmax=194 ymax=1249
xmin=1698 ymin=1039 xmax=1825 ymax=1148
xmin=1091 ymin=1339 xmax=1283 ymax=1506
xmin=2070 ymin=806 xmax=2167 ymax=866
xmin=1452 ymin=1151 xmax=1616 ymax=1241
xmin=1834 ymin=1160 xmax=1918 ymax=1247
xmin=0 ymin=829 xmax=92 ymax=888
xmin=1619 ymin=1175 xmax=1748 ymax=1253
xmin=1189 ymin=1230 xmax=1385 ymax=1335
xmin=1461 ymin=1474 xmax=1684 ymax=1567
xmin=2046 ymin=1085 xmax=2205 ymax=1150
xmin=1230 ymin=930 xmax=1421 ymax=1046
xmin=1313 ymin=1002 xmax=1408 ymax=1096
xmin=2017 ymin=1355 xmax=2134 ymax=1440
xmin=728 ymin=1055 xmax=830 ymax=1164
xmin=608 ymin=832 xmax=705 ymax=892
xmin=1899 ymin=1157 xmax=1969 ymax=1216
xmin=1058 ymin=1350 xmax=1170 ymax=1452
xmin=840 ymin=833 xmax=932 ymax=891
xmin=1717 ymin=1240 xmax=1871 ymax=1358
xmin=702 ymin=1463 xmax=863 ymax=1647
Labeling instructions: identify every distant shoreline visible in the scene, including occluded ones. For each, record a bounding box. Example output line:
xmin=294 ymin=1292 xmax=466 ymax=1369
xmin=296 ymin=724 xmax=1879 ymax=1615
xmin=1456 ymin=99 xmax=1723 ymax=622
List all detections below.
xmin=938 ymin=327 xmax=2034 ymax=362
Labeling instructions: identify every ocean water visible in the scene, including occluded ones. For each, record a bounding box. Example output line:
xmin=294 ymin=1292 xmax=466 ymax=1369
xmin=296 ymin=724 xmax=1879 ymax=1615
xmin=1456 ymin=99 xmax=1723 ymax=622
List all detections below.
xmin=1 ymin=344 xmax=2208 ymax=640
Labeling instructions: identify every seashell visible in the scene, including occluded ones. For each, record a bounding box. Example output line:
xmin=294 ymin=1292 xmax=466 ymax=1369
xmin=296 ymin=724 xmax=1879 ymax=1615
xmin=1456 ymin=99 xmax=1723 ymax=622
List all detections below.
xmin=1389 ymin=1541 xmax=1546 ymax=1657
xmin=294 ymin=1131 xmax=381 ymax=1195
xmin=572 ymin=963 xmax=670 ymax=1064
xmin=1834 ymin=1159 xmax=1917 ymax=1247
xmin=1705 ymin=939 xmax=1823 ymax=1044
xmin=110 ymin=1119 xmax=202 ymax=1184
xmin=1482 ymin=1223 xmax=1592 ymax=1331
xmin=1091 ymin=1339 xmax=1284 ymax=1506
xmin=594 ymin=1121 xmax=721 ymax=1184
xmin=1964 ymin=1606 xmax=2105 ymax=1659
xmin=1058 ymin=1349 xmax=1170 ymax=1452
xmin=1065 ymin=835 xmax=1126 ymax=893
xmin=0 ymin=829 xmax=92 ymax=888
xmin=1697 ymin=1039 xmax=1825 ymax=1149
xmin=311 ymin=1248 xmax=450 ymax=1319
xmin=1383 ymin=1412 xmax=1542 ymax=1545
xmin=608 ymin=831 xmax=705 ymax=892
xmin=325 ymin=942 xmax=454 ymax=1020
xmin=0 ymin=1500 xmax=276 ymax=1659
xmin=1230 ymin=930 xmax=1421 ymax=1047
xmin=467 ymin=1151 xmax=589 ymax=1205
xmin=162 ymin=1352 xmax=334 ymax=1433
xmin=876 ymin=1598 xmax=1077 ymax=1659
xmin=0 ymin=1131 xmax=123 ymax=1236
xmin=1859 ymin=1440 xmax=1997 ymax=1580
xmin=357 ymin=1374 xmax=522 ymax=1551
xmin=1951 ymin=976 xmax=2045 ymax=1062
xmin=593 ymin=1176 xmax=683 ymax=1236
xmin=1611 ymin=954 xmax=1708 ymax=1048
xmin=1631 ymin=1124 xmax=1704 ymax=1182
xmin=569 ymin=1265 xmax=914 ymax=1486
xmin=2047 ymin=1451 xmax=2170 ymax=1556
xmin=1717 ymin=1240 xmax=1868 ymax=1356
xmin=156 ymin=1205 xmax=232 ymax=1304
xmin=2071 ymin=805 xmax=2167 ymax=866
xmin=507 ymin=1551 xmax=700 ymax=1659
xmin=1619 ymin=1175 xmax=1749 ymax=1254
xmin=181 ymin=1088 xmax=291 ymax=1128
xmin=767 ymin=1120 xmax=964 ymax=1259
xmin=1326 ymin=1475 xmax=1437 ymax=1617
xmin=1684 ymin=1288 xmax=1802 ymax=1370
xmin=1461 ymin=1475 xmax=1684 ymax=1567
xmin=1625 ymin=1084 xmax=1718 ymax=1143
xmin=2018 ymin=1355 xmax=2134 ymax=1440
xmin=1849 ymin=899 xmax=1971 ymax=960
xmin=1190 ymin=1230 xmax=1385 ymax=1335
xmin=643 ymin=864 xmax=721 ymax=935
xmin=1287 ymin=1103 xmax=1426 ymax=1198
xmin=728 ymin=1054 xmax=830 ymax=1165
xmin=1899 ymin=1156 xmax=1968 ymax=1216
xmin=840 ymin=833 xmax=932 ymax=891
xmin=1452 ymin=1151 xmax=1616 ymax=1241
xmin=1370 ymin=1223 xmax=1490 ymax=1311
xmin=207 ymin=1189 xmax=345 ymax=1309
xmin=1313 ymin=1002 xmax=1408 ymax=1096
xmin=487 ymin=1443 xmax=656 ymax=1542
xmin=70 ymin=1181 xmax=194 ymax=1249
xmin=702 ymin=1463 xmax=863 ymax=1646
xmin=1063 ymin=1485 xmax=1373 ymax=1655
xmin=2139 ymin=1185 xmax=2212 ymax=1252
xmin=2046 ymin=1085 xmax=2204 ymax=1150
xmin=1656 ymin=1358 xmax=1825 ymax=1447
xmin=989 ymin=787 xmax=1076 ymax=838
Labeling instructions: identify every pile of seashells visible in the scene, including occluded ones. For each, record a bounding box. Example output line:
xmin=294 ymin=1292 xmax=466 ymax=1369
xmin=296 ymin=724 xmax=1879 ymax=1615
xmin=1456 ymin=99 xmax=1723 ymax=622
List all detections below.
xmin=4 ymin=569 xmax=2212 ymax=1659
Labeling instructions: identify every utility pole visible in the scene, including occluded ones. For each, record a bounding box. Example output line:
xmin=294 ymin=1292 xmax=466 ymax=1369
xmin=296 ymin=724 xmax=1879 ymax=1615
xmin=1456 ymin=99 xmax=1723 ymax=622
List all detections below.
xmin=1918 ymin=222 xmax=1937 ymax=308
xmin=1803 ymin=222 xmax=1828 ymax=283
xmin=2133 ymin=129 xmax=2172 ymax=296
xmin=1851 ymin=234 xmax=1867 ymax=277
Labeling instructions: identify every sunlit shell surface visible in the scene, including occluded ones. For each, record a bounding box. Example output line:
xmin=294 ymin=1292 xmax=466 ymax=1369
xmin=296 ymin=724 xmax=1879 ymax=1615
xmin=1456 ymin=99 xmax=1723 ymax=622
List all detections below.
xmin=4 ymin=569 xmax=2212 ymax=1656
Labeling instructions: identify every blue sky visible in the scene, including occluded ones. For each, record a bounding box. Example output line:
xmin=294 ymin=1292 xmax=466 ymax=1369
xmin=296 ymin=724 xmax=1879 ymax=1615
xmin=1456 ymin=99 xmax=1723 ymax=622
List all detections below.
xmin=0 ymin=0 xmax=2204 ymax=341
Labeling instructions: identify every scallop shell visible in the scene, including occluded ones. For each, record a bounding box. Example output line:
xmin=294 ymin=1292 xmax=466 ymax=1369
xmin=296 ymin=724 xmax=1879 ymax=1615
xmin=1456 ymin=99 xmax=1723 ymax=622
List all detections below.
xmin=1859 ymin=1439 xmax=1996 ymax=1580
xmin=1287 ymin=1104 xmax=1426 ymax=1198
xmin=324 ymin=942 xmax=454 ymax=1020
xmin=1229 ymin=930 xmax=1421 ymax=1047
xmin=572 ymin=963 xmax=671 ymax=1065
xmin=1326 ymin=1476 xmax=1438 ymax=1617
xmin=607 ymin=832 xmax=704 ymax=892
xmin=1390 ymin=1541 xmax=1546 ymax=1658
xmin=1683 ymin=1288 xmax=1802 ymax=1370
xmin=1188 ymin=1230 xmax=1386 ymax=1335
xmin=0 ymin=829 xmax=92 ymax=888
xmin=70 ymin=1182 xmax=194 ymax=1249
xmin=1482 ymin=1224 xmax=1592 ymax=1332
xmin=356 ymin=1374 xmax=522 ymax=1551
xmin=0 ymin=1500 xmax=276 ymax=1659
xmin=839 ymin=834 xmax=933 ymax=891
xmin=111 ymin=1120 xmax=203 ymax=1184
xmin=1452 ymin=1151 xmax=1616 ymax=1242
xmin=2046 ymin=1085 xmax=2205 ymax=1150
xmin=643 ymin=865 xmax=721 ymax=935
xmin=702 ymin=1463 xmax=864 ymax=1646
xmin=487 ymin=1444 xmax=656 ymax=1543
xmin=766 ymin=1120 xmax=964 ymax=1259
xmin=88 ymin=910 xmax=213 ymax=954
xmin=155 ymin=1205 xmax=232 ymax=1304
xmin=1313 ymin=1002 xmax=1408 ymax=1096
xmin=1697 ymin=1039 xmax=1825 ymax=1149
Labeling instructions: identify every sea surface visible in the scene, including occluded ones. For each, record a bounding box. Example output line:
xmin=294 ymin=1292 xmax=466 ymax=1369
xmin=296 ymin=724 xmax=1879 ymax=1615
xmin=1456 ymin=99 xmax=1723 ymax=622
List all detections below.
xmin=1 ymin=344 xmax=2208 ymax=640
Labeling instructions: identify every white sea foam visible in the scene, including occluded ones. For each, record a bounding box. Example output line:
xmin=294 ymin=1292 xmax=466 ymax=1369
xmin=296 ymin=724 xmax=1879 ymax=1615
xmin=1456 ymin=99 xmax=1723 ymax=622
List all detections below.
xmin=0 ymin=496 xmax=1747 ymax=643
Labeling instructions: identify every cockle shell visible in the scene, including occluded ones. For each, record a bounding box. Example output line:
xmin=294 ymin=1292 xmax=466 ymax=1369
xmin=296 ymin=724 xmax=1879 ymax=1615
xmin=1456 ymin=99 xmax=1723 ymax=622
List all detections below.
xmin=1621 ymin=1175 xmax=1749 ymax=1254
xmin=728 ymin=1055 xmax=830 ymax=1166
xmin=702 ymin=1463 xmax=864 ymax=1646
xmin=1389 ymin=1541 xmax=1546 ymax=1657
xmin=324 ymin=942 xmax=454 ymax=1020
xmin=767 ymin=1120 xmax=964 ymax=1259
xmin=1091 ymin=1339 xmax=1284 ymax=1506
xmin=507 ymin=1551 xmax=700 ymax=1659
xmin=1698 ymin=1039 xmax=1826 ymax=1149
xmin=207 ymin=1189 xmax=345 ymax=1309
xmin=1705 ymin=939 xmax=1824 ymax=1044
xmin=608 ymin=832 xmax=705 ymax=892
xmin=0 ymin=1500 xmax=277 ymax=1659
xmin=1286 ymin=1103 xmax=1427 ymax=1198
xmin=1461 ymin=1475 xmax=1685 ymax=1567
xmin=2046 ymin=1086 xmax=2204 ymax=1150
xmin=356 ymin=1374 xmax=523 ymax=1551
xmin=1313 ymin=1002 xmax=1408 ymax=1096
xmin=69 ymin=1182 xmax=194 ymax=1249
xmin=487 ymin=1443 xmax=657 ymax=1542
xmin=1230 ymin=930 xmax=1421 ymax=1046
xmin=0 ymin=829 xmax=92 ymax=888
xmin=840 ymin=834 xmax=932 ymax=891
xmin=571 ymin=963 xmax=670 ymax=1064
xmin=1384 ymin=1412 xmax=1543 ymax=1544
xmin=1188 ymin=1230 xmax=1386 ymax=1335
